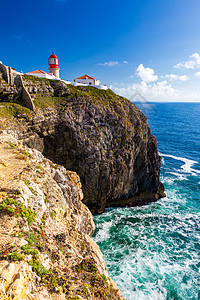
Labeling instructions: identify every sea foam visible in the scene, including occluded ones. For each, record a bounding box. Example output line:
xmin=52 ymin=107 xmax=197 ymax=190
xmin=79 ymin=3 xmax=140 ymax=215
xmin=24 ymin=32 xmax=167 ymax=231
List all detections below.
xmin=160 ymin=153 xmax=200 ymax=175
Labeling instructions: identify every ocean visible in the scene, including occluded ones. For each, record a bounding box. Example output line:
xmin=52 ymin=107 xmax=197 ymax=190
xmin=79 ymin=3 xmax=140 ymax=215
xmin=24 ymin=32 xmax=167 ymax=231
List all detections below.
xmin=93 ymin=103 xmax=200 ymax=300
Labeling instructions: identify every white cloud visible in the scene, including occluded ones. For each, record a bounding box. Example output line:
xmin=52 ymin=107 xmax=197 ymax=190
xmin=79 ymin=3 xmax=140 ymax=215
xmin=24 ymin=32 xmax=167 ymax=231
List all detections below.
xmin=162 ymin=74 xmax=189 ymax=81
xmin=174 ymin=53 xmax=200 ymax=69
xmin=98 ymin=61 xmax=120 ymax=67
xmin=98 ymin=60 xmax=129 ymax=67
xmin=195 ymin=71 xmax=200 ymax=77
xmin=110 ymin=80 xmax=179 ymax=101
xmin=136 ymin=64 xmax=158 ymax=83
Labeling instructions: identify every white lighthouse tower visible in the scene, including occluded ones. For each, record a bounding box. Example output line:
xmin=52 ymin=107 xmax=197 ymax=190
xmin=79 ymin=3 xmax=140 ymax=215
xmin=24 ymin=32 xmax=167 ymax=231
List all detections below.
xmin=48 ymin=51 xmax=60 ymax=78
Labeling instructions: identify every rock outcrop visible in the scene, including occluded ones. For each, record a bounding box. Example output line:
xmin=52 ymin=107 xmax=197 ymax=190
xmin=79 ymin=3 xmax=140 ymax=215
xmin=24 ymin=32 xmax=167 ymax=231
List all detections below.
xmin=0 ymin=132 xmax=124 ymax=299
xmin=0 ymin=72 xmax=165 ymax=213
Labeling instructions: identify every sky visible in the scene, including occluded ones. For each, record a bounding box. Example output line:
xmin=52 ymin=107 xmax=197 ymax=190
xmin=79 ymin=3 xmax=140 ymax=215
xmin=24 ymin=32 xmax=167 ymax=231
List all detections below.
xmin=1 ymin=0 xmax=200 ymax=102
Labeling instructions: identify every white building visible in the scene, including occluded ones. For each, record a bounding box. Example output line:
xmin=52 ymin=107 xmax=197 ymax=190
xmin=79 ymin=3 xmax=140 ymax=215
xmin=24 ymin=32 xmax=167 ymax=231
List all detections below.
xmin=74 ymin=75 xmax=100 ymax=86
xmin=26 ymin=69 xmax=59 ymax=80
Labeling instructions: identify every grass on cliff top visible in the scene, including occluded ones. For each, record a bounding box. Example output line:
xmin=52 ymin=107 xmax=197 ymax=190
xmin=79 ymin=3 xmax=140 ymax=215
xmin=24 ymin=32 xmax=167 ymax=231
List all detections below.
xmin=0 ymin=102 xmax=32 ymax=129
xmin=67 ymin=84 xmax=130 ymax=106
xmin=33 ymin=96 xmax=64 ymax=109
xmin=33 ymin=84 xmax=130 ymax=110
xmin=0 ymin=102 xmax=32 ymax=118
xmin=22 ymin=74 xmax=50 ymax=85
xmin=68 ymin=84 xmax=128 ymax=101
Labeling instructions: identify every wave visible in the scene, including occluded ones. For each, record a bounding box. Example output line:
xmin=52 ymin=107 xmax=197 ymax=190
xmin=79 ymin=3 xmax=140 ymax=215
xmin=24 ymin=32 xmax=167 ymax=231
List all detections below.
xmin=93 ymin=220 xmax=113 ymax=242
xmin=160 ymin=153 xmax=200 ymax=175
xmin=93 ymin=198 xmax=200 ymax=300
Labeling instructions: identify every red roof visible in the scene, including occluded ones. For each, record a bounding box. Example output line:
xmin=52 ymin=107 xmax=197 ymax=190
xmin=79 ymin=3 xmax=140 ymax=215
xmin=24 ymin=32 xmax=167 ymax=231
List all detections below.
xmin=49 ymin=51 xmax=58 ymax=59
xmin=26 ymin=70 xmax=49 ymax=75
xmin=75 ymin=75 xmax=95 ymax=80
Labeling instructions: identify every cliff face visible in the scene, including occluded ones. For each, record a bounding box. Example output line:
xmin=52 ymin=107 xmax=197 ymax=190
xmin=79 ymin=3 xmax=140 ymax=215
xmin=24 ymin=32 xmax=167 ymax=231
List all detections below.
xmin=0 ymin=132 xmax=124 ymax=300
xmin=0 ymin=72 xmax=165 ymax=214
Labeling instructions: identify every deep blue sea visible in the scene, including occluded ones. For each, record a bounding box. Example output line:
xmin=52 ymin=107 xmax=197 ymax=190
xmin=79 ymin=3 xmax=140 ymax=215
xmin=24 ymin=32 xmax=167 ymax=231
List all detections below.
xmin=93 ymin=103 xmax=200 ymax=300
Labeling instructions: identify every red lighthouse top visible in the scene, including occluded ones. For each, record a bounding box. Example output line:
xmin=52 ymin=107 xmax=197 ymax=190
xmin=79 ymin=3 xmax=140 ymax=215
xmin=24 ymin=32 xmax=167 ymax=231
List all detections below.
xmin=48 ymin=51 xmax=59 ymax=69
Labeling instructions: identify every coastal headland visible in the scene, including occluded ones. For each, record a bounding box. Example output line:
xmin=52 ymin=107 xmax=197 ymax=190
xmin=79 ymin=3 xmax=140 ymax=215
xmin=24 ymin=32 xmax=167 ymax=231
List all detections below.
xmin=0 ymin=63 xmax=165 ymax=299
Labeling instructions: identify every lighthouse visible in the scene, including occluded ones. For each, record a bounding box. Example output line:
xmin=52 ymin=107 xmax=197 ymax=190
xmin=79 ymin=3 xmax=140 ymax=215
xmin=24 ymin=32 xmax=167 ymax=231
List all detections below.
xmin=48 ymin=51 xmax=60 ymax=78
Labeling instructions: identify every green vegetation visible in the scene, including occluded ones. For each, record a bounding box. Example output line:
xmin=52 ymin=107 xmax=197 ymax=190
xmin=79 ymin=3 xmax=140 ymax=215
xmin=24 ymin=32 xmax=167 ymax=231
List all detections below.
xmin=66 ymin=84 xmax=129 ymax=108
xmin=18 ymin=231 xmax=49 ymax=278
xmin=43 ymin=271 xmax=71 ymax=294
xmin=23 ymin=74 xmax=50 ymax=85
xmin=18 ymin=148 xmax=31 ymax=157
xmin=29 ymin=82 xmax=130 ymax=113
xmin=0 ymin=197 xmax=36 ymax=225
xmin=36 ymin=165 xmax=43 ymax=176
xmin=0 ymin=102 xmax=31 ymax=119
xmin=28 ymin=259 xmax=49 ymax=278
xmin=6 ymin=250 xmax=24 ymax=261
xmin=21 ymin=244 xmax=39 ymax=258
xmin=0 ymin=245 xmax=24 ymax=262
xmin=24 ymin=232 xmax=39 ymax=245
xmin=12 ymin=190 xmax=21 ymax=195
xmin=101 ymin=274 xmax=108 ymax=285
xmin=33 ymin=96 xmax=63 ymax=109
xmin=76 ymin=258 xmax=97 ymax=273
xmin=75 ymin=258 xmax=113 ymax=298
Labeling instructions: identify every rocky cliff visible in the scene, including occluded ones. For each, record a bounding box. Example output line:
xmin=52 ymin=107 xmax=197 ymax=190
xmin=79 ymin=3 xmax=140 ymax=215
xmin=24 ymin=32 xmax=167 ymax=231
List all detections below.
xmin=0 ymin=132 xmax=124 ymax=300
xmin=0 ymin=70 xmax=165 ymax=214
xmin=0 ymin=65 xmax=165 ymax=299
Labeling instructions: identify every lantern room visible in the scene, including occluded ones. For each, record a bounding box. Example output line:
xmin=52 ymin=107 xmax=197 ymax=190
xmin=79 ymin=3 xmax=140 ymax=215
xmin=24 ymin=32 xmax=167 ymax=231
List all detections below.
xmin=48 ymin=51 xmax=60 ymax=78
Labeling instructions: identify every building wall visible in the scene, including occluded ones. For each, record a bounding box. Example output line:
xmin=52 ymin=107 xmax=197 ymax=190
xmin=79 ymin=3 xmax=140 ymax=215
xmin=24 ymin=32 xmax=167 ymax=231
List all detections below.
xmin=95 ymin=79 xmax=101 ymax=85
xmin=26 ymin=72 xmax=57 ymax=80
xmin=74 ymin=78 xmax=95 ymax=85
xmin=26 ymin=73 xmax=47 ymax=79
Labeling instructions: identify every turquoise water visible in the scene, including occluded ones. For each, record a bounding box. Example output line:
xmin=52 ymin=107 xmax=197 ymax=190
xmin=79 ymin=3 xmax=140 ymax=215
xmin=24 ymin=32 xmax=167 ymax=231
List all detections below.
xmin=93 ymin=103 xmax=200 ymax=300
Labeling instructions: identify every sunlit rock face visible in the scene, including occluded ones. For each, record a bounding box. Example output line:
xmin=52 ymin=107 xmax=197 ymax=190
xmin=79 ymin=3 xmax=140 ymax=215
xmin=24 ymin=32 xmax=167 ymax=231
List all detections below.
xmin=0 ymin=133 xmax=124 ymax=300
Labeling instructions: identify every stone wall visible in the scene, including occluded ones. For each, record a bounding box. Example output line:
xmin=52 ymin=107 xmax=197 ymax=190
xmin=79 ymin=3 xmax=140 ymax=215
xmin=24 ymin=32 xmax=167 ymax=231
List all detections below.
xmin=19 ymin=75 xmax=35 ymax=110
xmin=0 ymin=62 xmax=35 ymax=110
xmin=0 ymin=62 xmax=21 ymax=85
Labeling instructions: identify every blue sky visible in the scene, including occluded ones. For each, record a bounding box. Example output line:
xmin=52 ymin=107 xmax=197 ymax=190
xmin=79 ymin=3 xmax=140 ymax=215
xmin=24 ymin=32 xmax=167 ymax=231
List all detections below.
xmin=1 ymin=0 xmax=200 ymax=101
